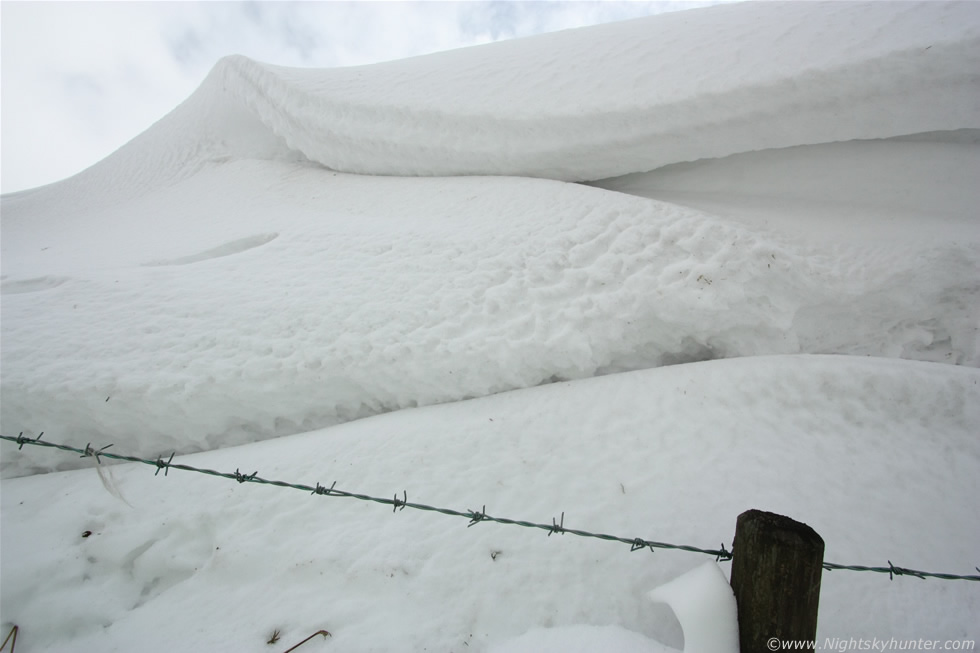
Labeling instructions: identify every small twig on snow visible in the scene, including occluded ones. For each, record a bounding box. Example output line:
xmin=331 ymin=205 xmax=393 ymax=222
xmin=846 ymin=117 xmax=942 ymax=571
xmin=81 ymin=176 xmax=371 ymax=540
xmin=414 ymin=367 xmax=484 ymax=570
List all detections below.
xmin=282 ymin=629 xmax=331 ymax=652
xmin=0 ymin=625 xmax=19 ymax=653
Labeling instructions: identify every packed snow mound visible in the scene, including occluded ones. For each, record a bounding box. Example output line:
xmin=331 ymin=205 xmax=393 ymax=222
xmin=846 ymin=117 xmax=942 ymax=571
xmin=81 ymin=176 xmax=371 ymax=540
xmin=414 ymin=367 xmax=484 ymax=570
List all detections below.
xmin=10 ymin=0 xmax=980 ymax=205
xmin=2 ymin=356 xmax=978 ymax=650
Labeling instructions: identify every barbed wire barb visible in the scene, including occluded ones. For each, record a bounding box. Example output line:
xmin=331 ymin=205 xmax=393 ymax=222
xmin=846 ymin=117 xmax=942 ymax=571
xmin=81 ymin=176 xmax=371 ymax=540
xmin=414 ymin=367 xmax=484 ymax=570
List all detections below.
xmin=716 ymin=543 xmax=733 ymax=562
xmin=630 ymin=538 xmax=653 ymax=553
xmin=888 ymin=561 xmax=925 ymax=581
xmin=548 ymin=512 xmax=565 ymax=537
xmin=155 ymin=452 xmax=176 ymax=476
xmin=80 ymin=442 xmax=113 ymax=464
xmin=313 ymin=481 xmax=338 ymax=496
xmin=16 ymin=431 xmax=43 ymax=450
xmin=467 ymin=505 xmax=488 ymax=527
xmin=233 ymin=468 xmax=258 ymax=483
xmin=392 ymin=490 xmax=407 ymax=512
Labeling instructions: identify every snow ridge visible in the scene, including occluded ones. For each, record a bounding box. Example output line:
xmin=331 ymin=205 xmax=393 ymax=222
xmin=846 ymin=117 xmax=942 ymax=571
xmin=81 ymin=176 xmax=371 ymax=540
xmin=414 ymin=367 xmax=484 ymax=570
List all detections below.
xmin=215 ymin=5 xmax=980 ymax=181
xmin=14 ymin=0 xmax=980 ymax=206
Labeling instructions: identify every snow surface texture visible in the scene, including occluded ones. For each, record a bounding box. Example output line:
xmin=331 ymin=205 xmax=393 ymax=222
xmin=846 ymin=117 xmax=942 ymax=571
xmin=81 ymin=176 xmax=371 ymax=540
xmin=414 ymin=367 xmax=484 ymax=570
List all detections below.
xmin=3 ymin=1 xmax=980 ymax=477
xmin=2 ymin=356 xmax=978 ymax=651
xmin=1 ymin=2 xmax=980 ymax=650
xmin=3 ymin=166 xmax=979 ymax=477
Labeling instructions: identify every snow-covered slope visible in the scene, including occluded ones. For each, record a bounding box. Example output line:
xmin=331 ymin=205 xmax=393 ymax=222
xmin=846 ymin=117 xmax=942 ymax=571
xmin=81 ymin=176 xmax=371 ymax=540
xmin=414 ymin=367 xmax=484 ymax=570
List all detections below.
xmin=2 ymin=356 xmax=978 ymax=651
xmin=3 ymin=1 xmax=978 ymax=478
xmin=3 ymin=168 xmax=978 ymax=476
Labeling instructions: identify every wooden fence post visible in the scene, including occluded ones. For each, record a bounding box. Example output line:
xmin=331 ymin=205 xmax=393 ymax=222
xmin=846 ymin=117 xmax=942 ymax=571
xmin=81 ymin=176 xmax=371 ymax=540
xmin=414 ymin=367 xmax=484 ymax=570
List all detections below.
xmin=730 ymin=509 xmax=825 ymax=653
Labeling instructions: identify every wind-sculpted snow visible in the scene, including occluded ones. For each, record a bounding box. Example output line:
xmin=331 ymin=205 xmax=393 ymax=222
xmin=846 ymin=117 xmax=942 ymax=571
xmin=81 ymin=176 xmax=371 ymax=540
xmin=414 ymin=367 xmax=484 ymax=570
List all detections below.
xmin=2 ymin=169 xmax=978 ymax=476
xmin=7 ymin=0 xmax=980 ymax=207
xmin=2 ymin=1 xmax=979 ymax=477
xmin=211 ymin=0 xmax=979 ymax=181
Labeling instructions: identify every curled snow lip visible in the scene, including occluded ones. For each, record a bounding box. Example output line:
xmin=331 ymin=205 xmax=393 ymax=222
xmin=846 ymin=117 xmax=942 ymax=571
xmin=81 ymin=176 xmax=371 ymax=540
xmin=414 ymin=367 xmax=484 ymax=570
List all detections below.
xmin=142 ymin=233 xmax=279 ymax=267
xmin=18 ymin=2 xmax=979 ymax=205
xmin=202 ymin=2 xmax=980 ymax=182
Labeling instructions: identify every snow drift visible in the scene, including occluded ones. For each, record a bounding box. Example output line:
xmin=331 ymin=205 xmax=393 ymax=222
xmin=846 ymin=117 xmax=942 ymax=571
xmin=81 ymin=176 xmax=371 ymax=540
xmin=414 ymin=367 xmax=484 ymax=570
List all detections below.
xmin=2 ymin=1 xmax=979 ymax=477
xmin=200 ymin=1 xmax=980 ymax=181
xmin=2 ymin=2 xmax=979 ymax=651
xmin=7 ymin=1 xmax=980 ymax=202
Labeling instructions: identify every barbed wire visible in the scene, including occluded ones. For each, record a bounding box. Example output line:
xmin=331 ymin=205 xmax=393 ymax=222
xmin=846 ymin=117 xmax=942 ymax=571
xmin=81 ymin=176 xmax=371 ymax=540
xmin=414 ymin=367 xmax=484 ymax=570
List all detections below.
xmin=821 ymin=561 xmax=980 ymax=581
xmin=3 ymin=433 xmax=979 ymax=582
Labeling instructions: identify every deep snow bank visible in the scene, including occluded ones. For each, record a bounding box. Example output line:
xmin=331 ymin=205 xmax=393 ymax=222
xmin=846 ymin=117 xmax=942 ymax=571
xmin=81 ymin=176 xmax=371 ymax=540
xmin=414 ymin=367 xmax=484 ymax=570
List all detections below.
xmin=3 ymin=2 xmax=979 ymax=477
xmin=3 ymin=166 xmax=978 ymax=477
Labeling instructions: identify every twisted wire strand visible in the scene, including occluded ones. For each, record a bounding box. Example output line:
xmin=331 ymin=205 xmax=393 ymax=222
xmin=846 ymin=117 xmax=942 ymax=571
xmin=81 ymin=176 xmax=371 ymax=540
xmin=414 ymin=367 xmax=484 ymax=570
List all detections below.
xmin=4 ymin=433 xmax=978 ymax=581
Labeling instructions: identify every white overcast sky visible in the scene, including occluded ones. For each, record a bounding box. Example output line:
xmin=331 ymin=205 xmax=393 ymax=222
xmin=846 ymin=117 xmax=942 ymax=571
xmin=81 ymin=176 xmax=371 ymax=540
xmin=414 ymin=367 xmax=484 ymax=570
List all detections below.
xmin=1 ymin=1 xmax=725 ymax=194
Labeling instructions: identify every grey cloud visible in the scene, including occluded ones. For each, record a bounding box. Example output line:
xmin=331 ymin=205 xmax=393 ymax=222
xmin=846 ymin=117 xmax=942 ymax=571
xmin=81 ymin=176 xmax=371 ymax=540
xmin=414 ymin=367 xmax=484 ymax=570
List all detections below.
xmin=166 ymin=29 xmax=206 ymax=68
xmin=60 ymin=72 xmax=104 ymax=97
xmin=270 ymin=7 xmax=322 ymax=62
xmin=242 ymin=0 xmax=321 ymax=60
xmin=457 ymin=1 xmax=727 ymax=44
xmin=465 ymin=1 xmax=524 ymax=41
xmin=163 ymin=2 xmax=327 ymax=70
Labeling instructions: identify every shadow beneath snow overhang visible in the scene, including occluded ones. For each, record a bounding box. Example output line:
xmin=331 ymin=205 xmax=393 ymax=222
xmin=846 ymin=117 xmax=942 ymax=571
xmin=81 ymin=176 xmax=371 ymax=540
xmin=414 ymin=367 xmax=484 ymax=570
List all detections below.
xmin=583 ymin=129 xmax=980 ymax=246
